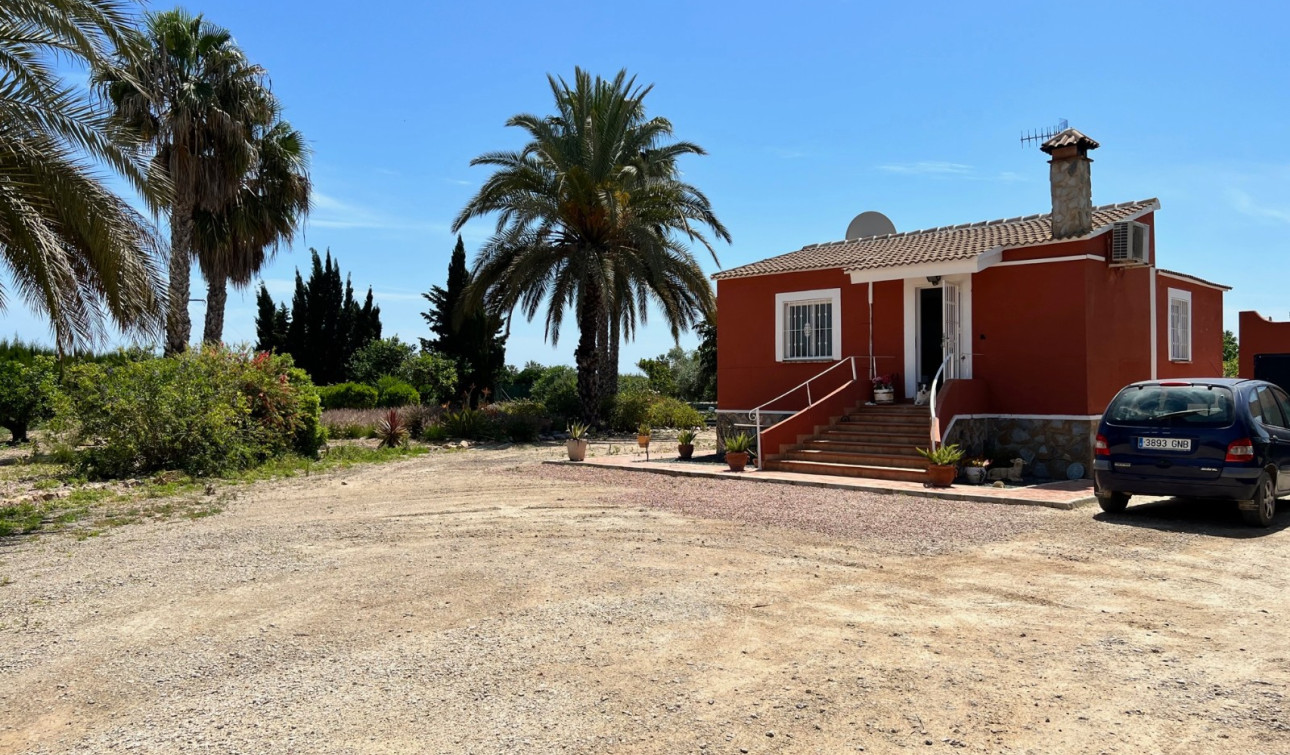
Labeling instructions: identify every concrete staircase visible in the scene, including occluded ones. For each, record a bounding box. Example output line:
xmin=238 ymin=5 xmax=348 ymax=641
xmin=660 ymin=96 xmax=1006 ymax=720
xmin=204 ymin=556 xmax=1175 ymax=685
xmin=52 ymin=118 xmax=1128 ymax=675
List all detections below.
xmin=761 ymin=403 xmax=932 ymax=483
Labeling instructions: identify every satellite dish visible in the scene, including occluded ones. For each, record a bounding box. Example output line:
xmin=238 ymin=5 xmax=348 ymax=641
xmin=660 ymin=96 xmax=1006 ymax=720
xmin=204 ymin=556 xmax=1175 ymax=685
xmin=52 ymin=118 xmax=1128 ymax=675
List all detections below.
xmin=845 ymin=211 xmax=897 ymax=240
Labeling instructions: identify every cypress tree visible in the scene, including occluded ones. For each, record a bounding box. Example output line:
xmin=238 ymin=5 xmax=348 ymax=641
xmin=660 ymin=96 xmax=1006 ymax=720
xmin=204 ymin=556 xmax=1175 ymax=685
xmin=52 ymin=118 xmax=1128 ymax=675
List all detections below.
xmin=254 ymin=283 xmax=279 ymax=352
xmin=422 ymin=236 xmax=506 ymax=402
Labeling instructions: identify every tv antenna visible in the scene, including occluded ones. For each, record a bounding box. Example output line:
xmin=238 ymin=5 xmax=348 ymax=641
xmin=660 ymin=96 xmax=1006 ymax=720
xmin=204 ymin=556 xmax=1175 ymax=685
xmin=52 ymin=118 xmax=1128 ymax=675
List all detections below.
xmin=1020 ymin=118 xmax=1070 ymax=147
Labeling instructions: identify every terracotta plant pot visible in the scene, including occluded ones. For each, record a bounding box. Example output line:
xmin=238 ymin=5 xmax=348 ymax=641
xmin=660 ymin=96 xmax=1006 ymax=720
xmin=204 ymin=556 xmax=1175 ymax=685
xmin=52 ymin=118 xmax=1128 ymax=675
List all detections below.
xmin=726 ymin=451 xmax=749 ymax=472
xmin=637 ymin=434 xmax=650 ymax=448
xmin=678 ymin=443 xmax=694 ymax=460
xmin=566 ymin=438 xmax=588 ymax=462
xmin=926 ymin=464 xmax=957 ymax=488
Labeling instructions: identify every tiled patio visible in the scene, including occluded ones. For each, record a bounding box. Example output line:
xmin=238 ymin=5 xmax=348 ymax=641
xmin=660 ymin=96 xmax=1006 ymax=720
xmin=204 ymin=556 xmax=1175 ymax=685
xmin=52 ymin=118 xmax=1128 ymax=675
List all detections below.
xmin=550 ymin=448 xmax=1098 ymax=510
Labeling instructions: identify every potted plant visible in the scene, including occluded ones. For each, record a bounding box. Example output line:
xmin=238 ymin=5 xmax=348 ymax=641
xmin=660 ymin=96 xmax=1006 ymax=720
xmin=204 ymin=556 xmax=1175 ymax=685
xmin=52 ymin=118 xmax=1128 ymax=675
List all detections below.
xmin=724 ymin=431 xmax=754 ymax=472
xmin=636 ymin=423 xmax=651 ymax=448
xmin=677 ymin=428 xmax=697 ymax=460
xmin=917 ymin=443 xmax=964 ymax=487
xmin=566 ymin=422 xmax=589 ymax=462
xmin=963 ymin=457 xmax=991 ymax=484
xmin=872 ymin=373 xmax=896 ymax=404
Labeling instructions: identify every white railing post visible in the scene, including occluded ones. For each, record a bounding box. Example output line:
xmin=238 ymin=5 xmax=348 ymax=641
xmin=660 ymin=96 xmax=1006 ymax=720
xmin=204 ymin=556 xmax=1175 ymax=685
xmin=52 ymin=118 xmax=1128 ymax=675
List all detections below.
xmin=928 ymin=354 xmax=952 ymax=450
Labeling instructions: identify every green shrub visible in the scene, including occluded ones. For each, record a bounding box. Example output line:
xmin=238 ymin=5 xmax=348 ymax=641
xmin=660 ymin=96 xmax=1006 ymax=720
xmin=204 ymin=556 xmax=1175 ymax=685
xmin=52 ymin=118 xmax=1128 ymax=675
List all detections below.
xmin=0 ymin=355 xmax=58 ymax=443
xmin=401 ymin=404 xmax=443 ymax=438
xmin=617 ymin=374 xmax=651 ymax=395
xmin=61 ymin=348 xmax=323 ymax=479
xmin=423 ymin=422 xmax=449 ymax=442
xmin=611 ymin=390 xmax=654 ymax=432
xmin=404 ymin=351 xmax=458 ymax=404
xmin=646 ymin=397 xmax=705 ymax=429
xmin=319 ymin=382 xmax=378 ymax=410
xmin=493 ymin=399 xmax=549 ymax=442
xmin=347 ymin=337 xmax=417 ymax=385
xmin=443 ymin=408 xmax=493 ymax=440
xmin=376 ymin=376 xmax=420 ymax=408
xmin=531 ymin=365 xmax=579 ymax=418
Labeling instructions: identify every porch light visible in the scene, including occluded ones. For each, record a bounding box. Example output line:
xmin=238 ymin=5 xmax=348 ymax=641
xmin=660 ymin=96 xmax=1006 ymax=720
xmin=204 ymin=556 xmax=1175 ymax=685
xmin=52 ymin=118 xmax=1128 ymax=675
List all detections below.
xmin=926 ymin=275 xmax=942 ymax=286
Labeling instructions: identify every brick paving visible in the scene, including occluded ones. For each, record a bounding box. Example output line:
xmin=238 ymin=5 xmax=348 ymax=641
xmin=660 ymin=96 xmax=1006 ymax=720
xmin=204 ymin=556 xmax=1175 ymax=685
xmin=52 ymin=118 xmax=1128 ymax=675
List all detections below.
xmin=552 ymin=446 xmax=1097 ymax=511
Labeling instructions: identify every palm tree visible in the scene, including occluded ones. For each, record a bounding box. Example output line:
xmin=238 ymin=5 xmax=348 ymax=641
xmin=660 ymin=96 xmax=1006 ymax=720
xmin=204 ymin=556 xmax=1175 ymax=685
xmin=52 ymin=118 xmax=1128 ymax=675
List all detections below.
xmin=195 ymin=114 xmax=311 ymax=344
xmin=453 ymin=68 xmax=729 ymax=423
xmin=0 ymin=0 xmax=167 ymax=353
xmin=96 ymin=9 xmax=271 ymax=355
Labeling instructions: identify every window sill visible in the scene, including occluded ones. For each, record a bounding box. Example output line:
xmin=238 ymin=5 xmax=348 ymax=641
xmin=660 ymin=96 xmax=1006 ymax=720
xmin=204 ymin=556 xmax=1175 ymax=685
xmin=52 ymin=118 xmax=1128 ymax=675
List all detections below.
xmin=1169 ymin=359 xmax=1192 ymax=364
xmin=782 ymin=358 xmax=838 ymax=364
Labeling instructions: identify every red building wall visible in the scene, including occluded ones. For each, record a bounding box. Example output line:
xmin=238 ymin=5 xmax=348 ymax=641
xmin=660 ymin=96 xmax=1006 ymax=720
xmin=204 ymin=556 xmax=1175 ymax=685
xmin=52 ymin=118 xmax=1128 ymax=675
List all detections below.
xmin=1155 ymin=275 xmax=1224 ymax=380
xmin=1238 ymin=310 xmax=1290 ymax=378
xmin=715 ymin=269 xmax=903 ymax=410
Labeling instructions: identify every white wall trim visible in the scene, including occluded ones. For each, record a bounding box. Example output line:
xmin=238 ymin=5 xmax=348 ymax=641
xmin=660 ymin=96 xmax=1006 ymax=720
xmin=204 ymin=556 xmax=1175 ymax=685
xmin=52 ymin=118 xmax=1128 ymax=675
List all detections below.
xmin=1157 ymin=270 xmax=1231 ymax=292
xmin=774 ymin=288 xmax=841 ymax=363
xmin=1149 ymin=267 xmax=1158 ymax=380
xmin=992 ymin=254 xmax=1104 ymax=268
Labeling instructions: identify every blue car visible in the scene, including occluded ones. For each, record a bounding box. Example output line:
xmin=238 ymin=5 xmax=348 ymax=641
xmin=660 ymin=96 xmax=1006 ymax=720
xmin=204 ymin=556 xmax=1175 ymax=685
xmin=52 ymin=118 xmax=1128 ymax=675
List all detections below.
xmin=1093 ymin=378 xmax=1290 ymax=527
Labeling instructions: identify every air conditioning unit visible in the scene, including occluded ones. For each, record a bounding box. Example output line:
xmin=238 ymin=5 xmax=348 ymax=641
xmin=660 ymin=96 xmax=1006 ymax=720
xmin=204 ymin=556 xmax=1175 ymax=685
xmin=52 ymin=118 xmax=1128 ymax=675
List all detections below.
xmin=1111 ymin=221 xmax=1149 ymax=265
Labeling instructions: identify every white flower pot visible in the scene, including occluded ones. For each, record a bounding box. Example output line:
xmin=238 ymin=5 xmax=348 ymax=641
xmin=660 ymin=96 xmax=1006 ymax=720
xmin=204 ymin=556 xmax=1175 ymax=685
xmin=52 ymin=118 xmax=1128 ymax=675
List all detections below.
xmin=874 ymin=388 xmax=894 ymax=404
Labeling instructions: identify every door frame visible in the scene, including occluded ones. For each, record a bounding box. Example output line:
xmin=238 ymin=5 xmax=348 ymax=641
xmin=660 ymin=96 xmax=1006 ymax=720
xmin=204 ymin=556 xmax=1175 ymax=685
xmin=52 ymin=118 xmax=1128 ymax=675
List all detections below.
xmin=903 ymin=274 xmax=973 ymax=398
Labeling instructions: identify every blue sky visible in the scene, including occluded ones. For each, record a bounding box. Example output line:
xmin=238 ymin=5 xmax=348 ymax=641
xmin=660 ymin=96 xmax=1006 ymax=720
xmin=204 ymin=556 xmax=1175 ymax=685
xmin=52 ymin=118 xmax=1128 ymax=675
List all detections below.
xmin=4 ymin=0 xmax=1289 ymax=368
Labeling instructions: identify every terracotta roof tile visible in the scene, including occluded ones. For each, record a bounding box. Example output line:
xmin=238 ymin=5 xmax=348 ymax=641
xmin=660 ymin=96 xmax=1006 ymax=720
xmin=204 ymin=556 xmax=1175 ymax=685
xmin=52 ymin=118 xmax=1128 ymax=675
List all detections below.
xmin=713 ymin=198 xmax=1158 ymax=280
xmin=1156 ymin=268 xmax=1231 ymax=291
xmin=1040 ymin=128 xmax=1100 ymax=153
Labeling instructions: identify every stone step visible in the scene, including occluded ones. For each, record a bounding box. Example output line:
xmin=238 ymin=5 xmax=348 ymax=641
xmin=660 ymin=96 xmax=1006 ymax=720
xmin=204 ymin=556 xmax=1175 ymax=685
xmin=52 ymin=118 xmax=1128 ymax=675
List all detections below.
xmin=837 ymin=416 xmax=931 ymax=429
xmin=819 ymin=428 xmax=931 ymax=445
xmin=784 ymin=449 xmax=928 ymax=469
xmin=761 ymin=459 xmax=928 ymax=483
xmin=804 ymin=439 xmax=928 ymax=457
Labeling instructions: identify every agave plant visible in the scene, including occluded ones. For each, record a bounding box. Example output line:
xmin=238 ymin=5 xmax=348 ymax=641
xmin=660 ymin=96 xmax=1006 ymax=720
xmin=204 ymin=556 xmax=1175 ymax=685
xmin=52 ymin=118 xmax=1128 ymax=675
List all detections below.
xmin=677 ymin=429 xmax=697 ymax=445
xmin=566 ymin=421 xmax=588 ymax=440
xmin=375 ymin=409 xmax=410 ymax=449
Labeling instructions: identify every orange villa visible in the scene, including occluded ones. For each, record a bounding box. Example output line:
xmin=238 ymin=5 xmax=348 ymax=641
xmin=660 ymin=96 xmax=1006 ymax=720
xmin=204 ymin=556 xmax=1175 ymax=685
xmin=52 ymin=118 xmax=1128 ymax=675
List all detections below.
xmin=713 ymin=130 xmax=1230 ymax=482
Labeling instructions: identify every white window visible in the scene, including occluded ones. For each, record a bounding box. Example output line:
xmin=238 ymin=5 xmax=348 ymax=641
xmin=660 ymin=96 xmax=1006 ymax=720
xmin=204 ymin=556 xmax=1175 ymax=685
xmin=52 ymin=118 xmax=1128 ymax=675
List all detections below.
xmin=775 ymin=288 xmax=841 ymax=362
xmin=1168 ymin=288 xmax=1191 ymax=362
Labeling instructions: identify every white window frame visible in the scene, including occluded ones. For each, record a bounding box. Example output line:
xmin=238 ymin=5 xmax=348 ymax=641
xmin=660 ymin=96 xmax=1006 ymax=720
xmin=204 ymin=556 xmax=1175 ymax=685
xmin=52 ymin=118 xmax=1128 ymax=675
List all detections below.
xmin=1168 ymin=288 xmax=1192 ymax=362
xmin=774 ymin=288 xmax=841 ymax=363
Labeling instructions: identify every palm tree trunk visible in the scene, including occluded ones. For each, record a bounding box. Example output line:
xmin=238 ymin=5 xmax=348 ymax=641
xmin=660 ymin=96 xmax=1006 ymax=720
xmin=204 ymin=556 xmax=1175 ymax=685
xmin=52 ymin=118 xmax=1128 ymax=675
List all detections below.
xmin=165 ymin=190 xmax=195 ymax=356
xmin=602 ymin=314 xmax=620 ymax=404
xmin=575 ymin=286 xmax=604 ymax=425
xmin=202 ymin=274 xmax=228 ymax=345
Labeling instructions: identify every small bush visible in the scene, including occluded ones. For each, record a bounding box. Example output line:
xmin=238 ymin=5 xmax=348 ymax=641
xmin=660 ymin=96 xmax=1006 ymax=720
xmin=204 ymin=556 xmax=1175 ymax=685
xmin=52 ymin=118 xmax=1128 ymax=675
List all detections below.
xmin=375 ymin=376 xmax=420 ymax=408
xmin=375 ymin=409 xmax=410 ymax=448
xmin=401 ymin=404 xmax=444 ymax=439
xmin=318 ymin=382 xmax=378 ymax=410
xmin=646 ymin=397 xmax=705 ymax=429
xmin=493 ymin=399 xmax=549 ymax=442
xmin=423 ymin=423 xmax=449 ymax=442
xmin=0 ymin=355 xmax=59 ymax=443
xmin=443 ymin=408 xmax=493 ymax=440
xmin=531 ymin=365 xmax=579 ymax=418
xmin=610 ymin=391 xmax=654 ymax=432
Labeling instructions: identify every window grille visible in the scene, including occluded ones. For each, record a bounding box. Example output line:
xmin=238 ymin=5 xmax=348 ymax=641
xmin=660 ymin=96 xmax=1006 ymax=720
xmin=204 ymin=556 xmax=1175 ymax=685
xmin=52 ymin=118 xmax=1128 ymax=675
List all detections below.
xmin=784 ymin=300 xmax=833 ymax=359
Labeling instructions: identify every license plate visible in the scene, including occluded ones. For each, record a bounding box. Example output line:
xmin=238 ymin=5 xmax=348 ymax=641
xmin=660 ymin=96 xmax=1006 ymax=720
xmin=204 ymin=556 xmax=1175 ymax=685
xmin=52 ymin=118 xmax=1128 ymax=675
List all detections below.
xmin=1137 ymin=437 xmax=1192 ymax=452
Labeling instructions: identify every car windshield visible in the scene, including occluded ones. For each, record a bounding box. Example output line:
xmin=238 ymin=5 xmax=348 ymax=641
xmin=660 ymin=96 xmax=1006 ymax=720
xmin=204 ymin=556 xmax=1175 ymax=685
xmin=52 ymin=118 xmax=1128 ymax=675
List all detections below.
xmin=1105 ymin=384 xmax=1235 ymax=428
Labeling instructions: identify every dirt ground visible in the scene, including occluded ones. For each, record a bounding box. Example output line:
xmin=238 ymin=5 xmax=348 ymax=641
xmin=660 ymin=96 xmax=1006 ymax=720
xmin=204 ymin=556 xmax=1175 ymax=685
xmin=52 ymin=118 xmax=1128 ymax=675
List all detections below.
xmin=1 ymin=441 xmax=1288 ymax=754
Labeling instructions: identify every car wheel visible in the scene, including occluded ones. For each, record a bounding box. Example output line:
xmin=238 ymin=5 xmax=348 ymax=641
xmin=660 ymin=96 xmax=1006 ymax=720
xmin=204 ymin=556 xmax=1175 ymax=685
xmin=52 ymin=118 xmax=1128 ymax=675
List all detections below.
xmin=1241 ymin=473 xmax=1277 ymax=528
xmin=1098 ymin=492 xmax=1130 ymax=514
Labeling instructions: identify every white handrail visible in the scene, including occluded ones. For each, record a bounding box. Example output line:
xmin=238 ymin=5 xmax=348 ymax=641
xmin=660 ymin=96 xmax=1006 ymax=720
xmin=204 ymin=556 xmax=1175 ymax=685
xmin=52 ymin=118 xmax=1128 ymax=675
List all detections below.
xmin=927 ymin=353 xmax=953 ymax=449
xmin=751 ymin=356 xmax=858 ymax=455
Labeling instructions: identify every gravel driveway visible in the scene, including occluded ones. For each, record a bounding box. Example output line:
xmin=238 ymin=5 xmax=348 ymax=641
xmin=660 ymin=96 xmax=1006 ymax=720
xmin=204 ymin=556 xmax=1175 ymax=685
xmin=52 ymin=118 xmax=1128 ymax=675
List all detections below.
xmin=2 ymin=443 xmax=1288 ymax=753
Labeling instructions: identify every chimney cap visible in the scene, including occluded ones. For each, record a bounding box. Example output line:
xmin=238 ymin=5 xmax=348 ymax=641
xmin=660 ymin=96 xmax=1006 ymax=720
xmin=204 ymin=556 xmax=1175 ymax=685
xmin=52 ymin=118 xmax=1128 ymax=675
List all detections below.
xmin=1040 ymin=128 xmax=1100 ymax=155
